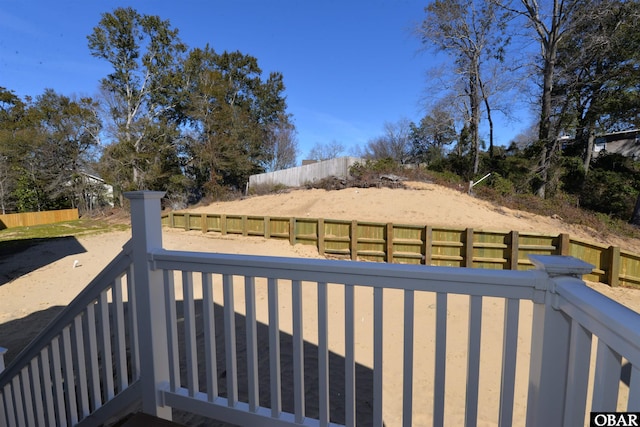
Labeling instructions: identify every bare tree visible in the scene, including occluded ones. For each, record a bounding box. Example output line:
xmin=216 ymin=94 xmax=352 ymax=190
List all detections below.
xmin=306 ymin=140 xmax=346 ymax=162
xmin=418 ymin=0 xmax=511 ymax=176
xmin=411 ymin=101 xmax=458 ymax=164
xmin=362 ymin=119 xmax=413 ymax=164
xmin=495 ymin=0 xmax=582 ymax=197
xmin=263 ymin=117 xmax=299 ymax=172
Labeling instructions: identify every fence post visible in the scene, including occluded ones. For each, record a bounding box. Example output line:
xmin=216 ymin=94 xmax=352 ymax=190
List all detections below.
xmin=607 ymin=246 xmax=620 ymax=287
xmin=557 ymin=233 xmax=571 ymax=255
xmin=525 ymin=255 xmax=594 ymax=427
xmin=423 ymin=226 xmax=432 ymax=265
xmin=201 ymin=213 xmax=208 ymax=233
xmin=318 ymin=218 xmax=325 ymax=256
xmin=386 ymin=223 xmax=394 ymax=263
xmin=125 ymin=191 xmax=172 ymax=420
xmin=350 ymin=220 xmax=358 ymax=261
xmin=264 ymin=216 xmax=271 ymax=238
xmin=465 ymin=228 xmax=474 ymax=268
xmin=509 ymin=231 xmax=519 ymax=270
xmin=184 ymin=213 xmax=190 ymax=231
xmin=289 ymin=218 xmax=296 ymax=246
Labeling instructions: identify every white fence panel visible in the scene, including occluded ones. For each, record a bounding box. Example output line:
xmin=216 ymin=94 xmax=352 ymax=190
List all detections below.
xmin=249 ymin=157 xmax=362 ymax=189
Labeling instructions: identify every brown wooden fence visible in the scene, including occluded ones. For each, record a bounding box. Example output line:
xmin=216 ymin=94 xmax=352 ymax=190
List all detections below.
xmin=161 ymin=212 xmax=640 ymax=288
xmin=0 ymin=208 xmax=79 ymax=229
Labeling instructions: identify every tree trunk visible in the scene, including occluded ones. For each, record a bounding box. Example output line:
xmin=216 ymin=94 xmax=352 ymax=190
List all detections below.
xmin=631 ymin=193 xmax=640 ymax=226
xmin=583 ymin=130 xmax=595 ymax=174
xmin=470 ymin=59 xmax=481 ymax=175
xmin=485 ymin=96 xmax=494 ymax=159
xmin=535 ymin=56 xmax=555 ymax=199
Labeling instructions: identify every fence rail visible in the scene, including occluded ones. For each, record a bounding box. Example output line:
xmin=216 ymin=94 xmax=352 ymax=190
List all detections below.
xmin=162 ymin=212 xmax=638 ymax=287
xmin=0 ymin=209 xmax=79 ymax=229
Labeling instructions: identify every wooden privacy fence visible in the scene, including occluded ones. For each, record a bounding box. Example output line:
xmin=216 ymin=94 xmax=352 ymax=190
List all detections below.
xmin=0 ymin=208 xmax=78 ymax=229
xmin=162 ymin=212 xmax=640 ymax=288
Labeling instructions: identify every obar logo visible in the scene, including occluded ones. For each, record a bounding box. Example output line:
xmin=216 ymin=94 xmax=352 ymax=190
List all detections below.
xmin=591 ymin=413 xmax=640 ymax=427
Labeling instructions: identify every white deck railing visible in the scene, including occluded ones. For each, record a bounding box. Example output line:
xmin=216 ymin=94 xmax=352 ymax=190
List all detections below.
xmin=0 ymin=244 xmax=140 ymax=426
xmin=1 ymin=191 xmax=639 ymax=426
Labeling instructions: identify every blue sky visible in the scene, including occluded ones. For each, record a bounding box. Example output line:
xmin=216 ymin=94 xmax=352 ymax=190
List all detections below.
xmin=0 ymin=0 xmax=528 ymax=161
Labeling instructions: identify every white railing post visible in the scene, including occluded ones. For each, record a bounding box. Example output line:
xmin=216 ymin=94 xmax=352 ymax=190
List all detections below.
xmin=526 ymin=255 xmax=594 ymax=427
xmin=125 ymin=191 xmax=172 ymax=420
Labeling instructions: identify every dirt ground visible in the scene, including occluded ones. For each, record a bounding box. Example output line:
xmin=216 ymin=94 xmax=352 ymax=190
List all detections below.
xmin=1 ymin=181 xmax=638 ymax=426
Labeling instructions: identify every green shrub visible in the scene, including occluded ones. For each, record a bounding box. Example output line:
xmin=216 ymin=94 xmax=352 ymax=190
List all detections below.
xmin=490 ymin=173 xmax=515 ymax=197
xmin=248 ymin=183 xmax=289 ymax=196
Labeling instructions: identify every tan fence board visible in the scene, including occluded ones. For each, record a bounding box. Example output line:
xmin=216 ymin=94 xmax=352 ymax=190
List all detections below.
xmin=160 ymin=212 xmax=640 ymax=287
xmin=0 ymin=208 xmax=78 ymax=229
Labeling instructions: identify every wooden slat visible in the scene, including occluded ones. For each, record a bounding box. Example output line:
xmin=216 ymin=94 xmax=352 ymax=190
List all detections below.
xmin=73 ymin=315 xmax=90 ymax=418
xmin=20 ymin=366 xmax=34 ymax=426
xmin=98 ymin=290 xmax=114 ymax=401
xmin=203 ymin=273 xmax=218 ymax=402
xmin=318 ymin=282 xmax=330 ymax=427
xmin=499 ymin=298 xmax=519 ymax=427
xmin=402 ymin=290 xmax=415 ymax=427
xmin=591 ymin=340 xmax=622 ymax=411
xmin=39 ymin=348 xmax=56 ymax=425
xmin=182 ymin=271 xmax=199 ymax=396
xmin=62 ymin=325 xmax=78 ymax=425
xmin=465 ymin=295 xmax=482 ymax=427
xmin=345 ymin=285 xmax=355 ymax=427
xmin=292 ymin=280 xmax=305 ymax=423
xmin=3 ymin=383 xmax=17 ymax=427
xmin=30 ymin=357 xmax=45 ymax=426
xmin=50 ymin=336 xmax=67 ymax=427
xmin=85 ymin=303 xmax=102 ymax=411
xmin=223 ymin=274 xmax=238 ymax=406
xmin=163 ymin=270 xmax=181 ymax=392
xmin=244 ymin=276 xmax=259 ymax=411
xmin=268 ymin=278 xmax=282 ymax=417
xmin=433 ymin=292 xmax=447 ymax=427
xmin=563 ymin=320 xmax=592 ymax=427
xmin=112 ymin=277 xmax=128 ymax=391
xmin=125 ymin=266 xmax=140 ymax=380
xmin=0 ymin=387 xmax=7 ymax=427
xmin=373 ymin=287 xmax=384 ymax=427
xmin=11 ymin=377 xmax=24 ymax=427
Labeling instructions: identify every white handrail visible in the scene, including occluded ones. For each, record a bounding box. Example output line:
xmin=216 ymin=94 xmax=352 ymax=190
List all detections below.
xmin=149 ymin=248 xmax=545 ymax=299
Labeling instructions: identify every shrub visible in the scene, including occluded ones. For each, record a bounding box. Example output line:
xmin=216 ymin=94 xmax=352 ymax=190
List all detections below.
xmin=248 ymin=183 xmax=289 ymax=196
xmin=490 ymin=173 xmax=515 ymax=197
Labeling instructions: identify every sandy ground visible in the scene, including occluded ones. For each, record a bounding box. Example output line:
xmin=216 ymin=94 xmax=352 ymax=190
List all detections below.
xmin=1 ymin=182 xmax=639 ymax=426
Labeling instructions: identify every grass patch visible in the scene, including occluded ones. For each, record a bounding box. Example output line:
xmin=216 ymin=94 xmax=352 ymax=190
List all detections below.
xmin=0 ymin=218 xmax=129 ymax=244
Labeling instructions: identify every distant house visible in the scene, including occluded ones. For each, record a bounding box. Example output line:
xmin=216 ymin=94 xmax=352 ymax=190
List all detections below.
xmin=79 ymin=171 xmax=114 ymax=209
xmin=593 ymin=129 xmax=640 ymax=159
